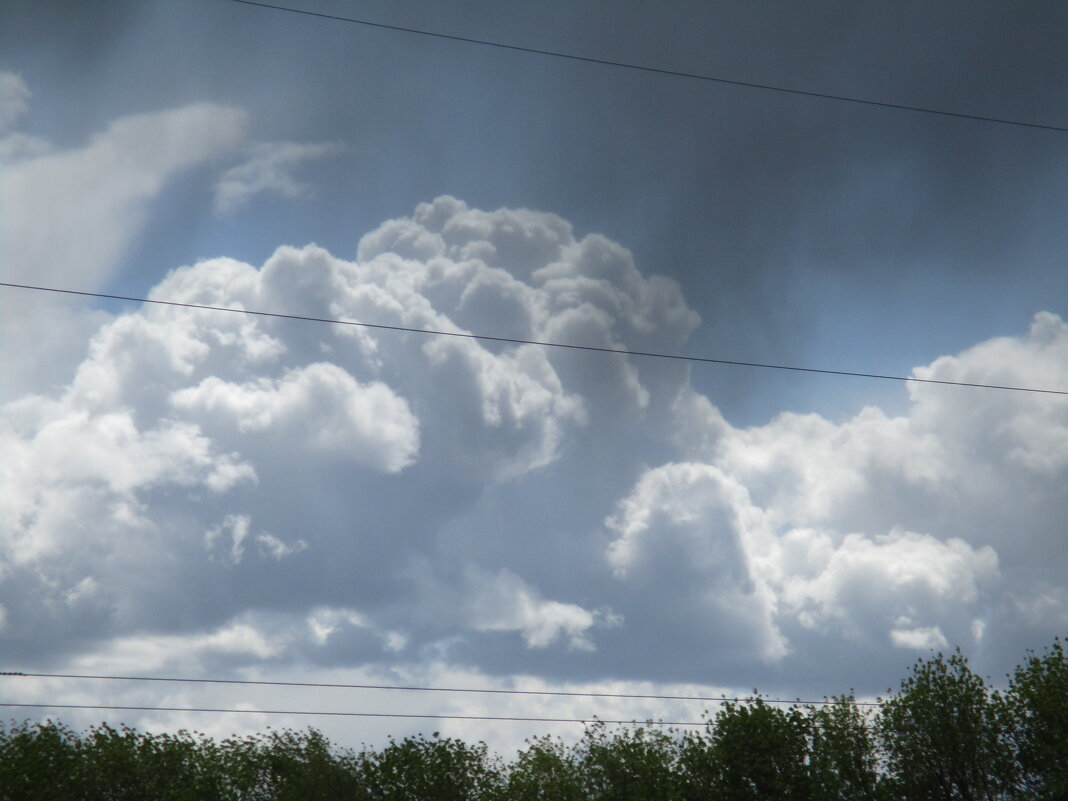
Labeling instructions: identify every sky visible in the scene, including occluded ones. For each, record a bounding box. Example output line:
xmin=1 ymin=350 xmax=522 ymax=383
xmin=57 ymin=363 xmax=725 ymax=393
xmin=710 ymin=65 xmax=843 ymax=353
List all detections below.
xmin=2 ymin=0 xmax=1067 ymax=754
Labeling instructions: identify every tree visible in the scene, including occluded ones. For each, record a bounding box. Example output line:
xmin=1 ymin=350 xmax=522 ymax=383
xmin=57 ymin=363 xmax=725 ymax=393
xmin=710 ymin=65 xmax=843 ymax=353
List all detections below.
xmin=358 ymin=731 xmax=502 ymax=801
xmin=807 ymin=696 xmax=882 ymax=801
xmin=877 ymin=649 xmax=1013 ymax=801
xmin=0 ymin=720 xmax=82 ymax=801
xmin=504 ymin=735 xmax=585 ymax=801
xmin=1001 ymin=637 xmax=1068 ymax=800
xmin=680 ymin=697 xmax=811 ymax=801
xmin=576 ymin=721 xmax=681 ymax=801
xmin=76 ymin=724 xmax=214 ymax=801
xmin=253 ymin=727 xmax=366 ymax=801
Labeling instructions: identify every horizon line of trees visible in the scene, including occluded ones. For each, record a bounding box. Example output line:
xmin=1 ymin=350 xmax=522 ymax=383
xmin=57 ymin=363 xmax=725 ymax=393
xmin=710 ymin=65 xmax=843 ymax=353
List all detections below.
xmin=1 ymin=638 xmax=1064 ymax=800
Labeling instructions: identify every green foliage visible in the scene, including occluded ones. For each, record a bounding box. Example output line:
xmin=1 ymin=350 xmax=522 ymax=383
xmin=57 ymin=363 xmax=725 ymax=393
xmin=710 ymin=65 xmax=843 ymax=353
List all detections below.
xmin=505 ymin=735 xmax=585 ymax=801
xmin=807 ymin=696 xmax=882 ymax=801
xmin=359 ymin=731 xmax=502 ymax=801
xmin=877 ymin=649 xmax=1013 ymax=801
xmin=0 ymin=721 xmax=234 ymax=801
xmin=76 ymin=724 xmax=212 ymax=801
xmin=576 ymin=722 xmax=681 ymax=801
xmin=696 ymin=697 xmax=811 ymax=801
xmin=243 ymin=727 xmax=366 ymax=801
xmin=1001 ymin=637 xmax=1068 ymax=800
xmin=0 ymin=720 xmax=82 ymax=801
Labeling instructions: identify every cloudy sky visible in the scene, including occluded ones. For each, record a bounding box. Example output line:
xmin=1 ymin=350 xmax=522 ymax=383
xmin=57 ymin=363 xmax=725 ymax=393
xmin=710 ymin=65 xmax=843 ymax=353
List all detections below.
xmin=2 ymin=0 xmax=1067 ymax=752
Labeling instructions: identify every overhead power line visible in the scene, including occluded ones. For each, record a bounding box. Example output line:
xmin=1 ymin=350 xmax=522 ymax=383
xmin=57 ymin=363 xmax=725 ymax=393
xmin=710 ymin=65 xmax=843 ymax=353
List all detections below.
xmin=0 ymin=671 xmax=882 ymax=707
xmin=0 ymin=701 xmax=847 ymax=731
xmin=1 ymin=281 xmax=1064 ymax=396
xmin=228 ymin=0 xmax=1068 ymax=135
xmin=0 ymin=702 xmax=709 ymax=728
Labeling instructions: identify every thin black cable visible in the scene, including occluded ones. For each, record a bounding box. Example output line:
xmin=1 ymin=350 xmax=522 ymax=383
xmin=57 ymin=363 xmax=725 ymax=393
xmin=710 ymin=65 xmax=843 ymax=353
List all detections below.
xmin=0 ymin=671 xmax=882 ymax=707
xmin=0 ymin=702 xmax=848 ymax=731
xmin=228 ymin=0 xmax=1068 ymax=135
xmin=2 ymin=281 xmax=1064 ymax=396
xmin=0 ymin=702 xmax=709 ymax=727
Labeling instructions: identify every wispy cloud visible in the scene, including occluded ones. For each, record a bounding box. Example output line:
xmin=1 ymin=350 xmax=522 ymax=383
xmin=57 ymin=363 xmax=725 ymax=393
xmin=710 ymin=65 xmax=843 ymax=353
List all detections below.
xmin=0 ymin=71 xmax=30 ymax=132
xmin=213 ymin=140 xmax=342 ymax=215
xmin=1 ymin=95 xmax=246 ymax=289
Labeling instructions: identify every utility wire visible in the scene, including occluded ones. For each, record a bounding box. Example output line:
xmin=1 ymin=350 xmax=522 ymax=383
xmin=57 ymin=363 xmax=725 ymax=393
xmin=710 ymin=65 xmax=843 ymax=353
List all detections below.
xmin=0 ymin=702 xmax=847 ymax=731
xmin=0 ymin=671 xmax=882 ymax=707
xmin=228 ymin=0 xmax=1068 ymax=135
xmin=1 ymin=281 xmax=1064 ymax=396
xmin=0 ymin=702 xmax=709 ymax=727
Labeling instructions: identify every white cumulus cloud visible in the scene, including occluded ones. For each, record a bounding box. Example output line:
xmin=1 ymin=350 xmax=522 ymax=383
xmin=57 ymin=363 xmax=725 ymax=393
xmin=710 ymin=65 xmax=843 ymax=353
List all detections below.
xmin=2 ymin=193 xmax=1065 ymax=719
xmin=172 ymin=363 xmax=419 ymax=472
xmin=602 ymin=308 xmax=1068 ymax=682
xmin=468 ymin=570 xmax=616 ymax=651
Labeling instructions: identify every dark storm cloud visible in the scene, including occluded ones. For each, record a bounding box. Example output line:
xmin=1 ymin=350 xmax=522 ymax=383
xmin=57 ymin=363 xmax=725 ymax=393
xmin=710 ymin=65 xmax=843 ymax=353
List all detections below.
xmin=9 ymin=1 xmax=1065 ymax=362
xmin=192 ymin=1 xmax=1068 ymax=421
